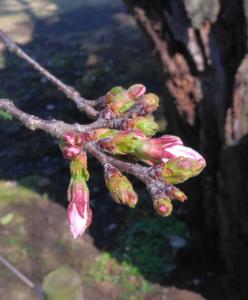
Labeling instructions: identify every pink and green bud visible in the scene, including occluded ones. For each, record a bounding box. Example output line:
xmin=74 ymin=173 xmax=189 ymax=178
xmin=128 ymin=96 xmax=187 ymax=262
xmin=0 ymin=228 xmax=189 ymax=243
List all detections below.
xmin=134 ymin=135 xmax=205 ymax=166
xmin=64 ymin=131 xmax=77 ymax=145
xmin=106 ymin=85 xmax=146 ymax=116
xmin=153 ymin=196 xmax=173 ymax=217
xmin=108 ymin=95 xmax=136 ymax=116
xmin=153 ymin=156 xmax=206 ymax=184
xmin=61 ymin=131 xmax=85 ymax=160
xmin=106 ymin=86 xmax=125 ymax=104
xmin=63 ymin=146 xmax=81 ymax=160
xmin=104 ymin=164 xmax=138 ymax=208
xmin=126 ymin=93 xmax=159 ymax=117
xmin=167 ymin=186 xmax=187 ymax=202
xmin=70 ymin=152 xmax=89 ymax=181
xmin=86 ymin=128 xmax=119 ymax=141
xmin=127 ymin=84 xmax=146 ymax=99
xmin=123 ymin=115 xmax=159 ymax=137
xmin=98 ymin=130 xmax=145 ymax=156
xmin=139 ymin=93 xmax=159 ymax=114
xmin=67 ymin=178 xmax=92 ymax=239
xmin=63 ymin=132 xmax=84 ymax=147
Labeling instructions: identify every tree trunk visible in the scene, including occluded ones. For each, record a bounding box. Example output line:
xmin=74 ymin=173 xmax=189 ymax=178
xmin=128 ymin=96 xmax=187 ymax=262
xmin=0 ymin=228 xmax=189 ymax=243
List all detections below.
xmin=124 ymin=0 xmax=248 ymax=298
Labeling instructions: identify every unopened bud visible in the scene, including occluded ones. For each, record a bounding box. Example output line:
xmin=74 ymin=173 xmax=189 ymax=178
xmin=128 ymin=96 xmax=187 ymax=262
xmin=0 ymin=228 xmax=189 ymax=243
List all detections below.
xmin=140 ymin=93 xmax=159 ymax=114
xmin=86 ymin=128 xmax=119 ymax=141
xmin=98 ymin=131 xmax=145 ymax=156
xmin=70 ymin=152 xmax=89 ymax=181
xmin=153 ymin=196 xmax=173 ymax=217
xmin=154 ymin=156 xmax=206 ymax=184
xmin=108 ymin=96 xmax=136 ymax=116
xmin=135 ymin=135 xmax=206 ymax=166
xmin=62 ymin=131 xmax=85 ymax=160
xmin=106 ymin=86 xmax=125 ymax=104
xmin=64 ymin=131 xmax=77 ymax=145
xmin=67 ymin=178 xmax=92 ymax=239
xmin=124 ymin=116 xmax=159 ymax=137
xmin=167 ymin=186 xmax=187 ymax=202
xmin=127 ymin=84 xmax=146 ymax=99
xmin=63 ymin=146 xmax=81 ymax=159
xmin=104 ymin=164 xmax=138 ymax=208
xmin=63 ymin=132 xmax=84 ymax=146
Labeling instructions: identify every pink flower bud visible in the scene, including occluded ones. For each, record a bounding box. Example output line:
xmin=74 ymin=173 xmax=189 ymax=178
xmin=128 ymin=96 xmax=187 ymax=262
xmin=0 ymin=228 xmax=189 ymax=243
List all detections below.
xmin=64 ymin=132 xmax=77 ymax=146
xmin=63 ymin=132 xmax=84 ymax=147
xmin=67 ymin=180 xmax=92 ymax=239
xmin=153 ymin=197 xmax=173 ymax=217
xmin=63 ymin=146 xmax=81 ymax=160
xmin=127 ymin=84 xmax=146 ymax=99
xmin=136 ymin=135 xmax=205 ymax=166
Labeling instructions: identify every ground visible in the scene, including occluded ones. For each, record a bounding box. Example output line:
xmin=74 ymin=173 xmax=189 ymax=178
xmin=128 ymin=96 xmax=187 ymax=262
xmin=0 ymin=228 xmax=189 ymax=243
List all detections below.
xmin=0 ymin=180 xmax=205 ymax=300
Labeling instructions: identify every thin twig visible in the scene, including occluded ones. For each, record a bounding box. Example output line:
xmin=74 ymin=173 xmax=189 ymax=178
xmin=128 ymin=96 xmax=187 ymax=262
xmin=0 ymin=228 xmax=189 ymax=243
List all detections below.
xmin=0 ymin=255 xmax=45 ymax=300
xmin=0 ymin=99 xmax=104 ymax=138
xmin=0 ymin=29 xmax=99 ymax=118
xmin=0 ymin=99 xmax=132 ymax=137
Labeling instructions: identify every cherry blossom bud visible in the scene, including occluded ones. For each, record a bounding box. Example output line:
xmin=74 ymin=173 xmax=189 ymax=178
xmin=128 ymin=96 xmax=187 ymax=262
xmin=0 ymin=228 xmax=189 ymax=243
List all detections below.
xmin=63 ymin=131 xmax=84 ymax=146
xmin=104 ymin=164 xmax=138 ymax=208
xmin=136 ymin=93 xmax=159 ymax=115
xmin=135 ymin=135 xmax=205 ymax=165
xmin=108 ymin=96 xmax=136 ymax=116
xmin=142 ymin=93 xmax=159 ymax=112
xmin=126 ymin=93 xmax=159 ymax=117
xmin=106 ymin=86 xmax=125 ymax=104
xmin=123 ymin=115 xmax=159 ymax=136
xmin=98 ymin=130 xmax=145 ymax=156
xmin=63 ymin=146 xmax=81 ymax=160
xmin=127 ymin=84 xmax=146 ymax=99
xmin=67 ymin=179 xmax=92 ymax=239
xmin=70 ymin=152 xmax=89 ymax=181
xmin=64 ymin=131 xmax=77 ymax=145
xmin=106 ymin=85 xmax=147 ymax=116
xmin=86 ymin=128 xmax=119 ymax=141
xmin=153 ymin=156 xmax=206 ymax=184
xmin=167 ymin=186 xmax=187 ymax=202
xmin=153 ymin=196 xmax=173 ymax=217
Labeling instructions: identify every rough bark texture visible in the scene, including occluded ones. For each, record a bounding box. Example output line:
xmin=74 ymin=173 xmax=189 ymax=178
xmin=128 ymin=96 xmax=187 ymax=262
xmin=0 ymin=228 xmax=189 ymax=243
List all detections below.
xmin=125 ymin=0 xmax=248 ymax=299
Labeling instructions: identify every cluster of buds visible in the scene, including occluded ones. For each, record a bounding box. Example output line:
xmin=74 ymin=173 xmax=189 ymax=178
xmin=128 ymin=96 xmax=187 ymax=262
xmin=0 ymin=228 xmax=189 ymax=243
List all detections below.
xmin=60 ymin=83 xmax=206 ymax=239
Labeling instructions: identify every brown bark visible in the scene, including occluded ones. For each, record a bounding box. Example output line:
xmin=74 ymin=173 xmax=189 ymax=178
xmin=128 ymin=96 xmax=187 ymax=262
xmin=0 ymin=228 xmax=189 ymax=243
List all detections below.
xmin=125 ymin=0 xmax=248 ymax=298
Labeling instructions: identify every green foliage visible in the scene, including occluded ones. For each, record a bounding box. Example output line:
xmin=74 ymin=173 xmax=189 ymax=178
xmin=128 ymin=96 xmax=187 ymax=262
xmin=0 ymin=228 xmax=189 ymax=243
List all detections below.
xmin=88 ymin=252 xmax=152 ymax=300
xmin=114 ymin=211 xmax=187 ymax=281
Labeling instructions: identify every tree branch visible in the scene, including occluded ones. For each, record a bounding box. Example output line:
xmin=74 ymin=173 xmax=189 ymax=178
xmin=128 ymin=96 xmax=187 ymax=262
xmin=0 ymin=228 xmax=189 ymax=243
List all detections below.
xmin=0 ymin=99 xmax=110 ymax=138
xmin=0 ymin=29 xmax=100 ymax=119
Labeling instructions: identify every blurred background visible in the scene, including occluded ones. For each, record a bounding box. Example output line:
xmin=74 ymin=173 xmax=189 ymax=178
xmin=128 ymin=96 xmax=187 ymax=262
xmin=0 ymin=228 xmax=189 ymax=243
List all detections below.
xmin=0 ymin=0 xmax=248 ymax=299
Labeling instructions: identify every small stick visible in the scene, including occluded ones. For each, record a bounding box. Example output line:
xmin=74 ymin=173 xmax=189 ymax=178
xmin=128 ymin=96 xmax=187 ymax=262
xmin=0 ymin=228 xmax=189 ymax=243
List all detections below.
xmin=0 ymin=255 xmax=45 ymax=299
